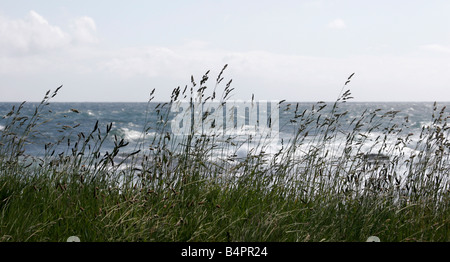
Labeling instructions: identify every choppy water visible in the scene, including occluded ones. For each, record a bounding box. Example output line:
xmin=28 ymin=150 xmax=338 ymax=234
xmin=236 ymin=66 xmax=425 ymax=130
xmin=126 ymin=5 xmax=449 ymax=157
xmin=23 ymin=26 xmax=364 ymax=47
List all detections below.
xmin=1 ymin=101 xmax=449 ymax=161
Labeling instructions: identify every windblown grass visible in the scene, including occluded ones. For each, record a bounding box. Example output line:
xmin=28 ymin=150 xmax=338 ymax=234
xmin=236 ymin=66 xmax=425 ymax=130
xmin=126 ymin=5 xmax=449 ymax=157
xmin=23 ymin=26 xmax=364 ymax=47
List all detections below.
xmin=0 ymin=66 xmax=449 ymax=242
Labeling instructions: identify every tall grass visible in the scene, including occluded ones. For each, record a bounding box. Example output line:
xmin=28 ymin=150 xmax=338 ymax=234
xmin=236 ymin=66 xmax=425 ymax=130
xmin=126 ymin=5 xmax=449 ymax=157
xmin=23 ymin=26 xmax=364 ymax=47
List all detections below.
xmin=0 ymin=66 xmax=449 ymax=242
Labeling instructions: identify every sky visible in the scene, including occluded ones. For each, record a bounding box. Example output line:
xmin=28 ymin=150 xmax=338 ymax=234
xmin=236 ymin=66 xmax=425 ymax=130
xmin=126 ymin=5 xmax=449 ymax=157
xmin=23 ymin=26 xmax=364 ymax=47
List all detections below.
xmin=1 ymin=0 xmax=450 ymax=102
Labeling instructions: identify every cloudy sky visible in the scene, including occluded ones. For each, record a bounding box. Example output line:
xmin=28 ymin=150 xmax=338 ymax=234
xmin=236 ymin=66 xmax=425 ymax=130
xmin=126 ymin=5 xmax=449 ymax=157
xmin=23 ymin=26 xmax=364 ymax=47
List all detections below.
xmin=1 ymin=0 xmax=450 ymax=102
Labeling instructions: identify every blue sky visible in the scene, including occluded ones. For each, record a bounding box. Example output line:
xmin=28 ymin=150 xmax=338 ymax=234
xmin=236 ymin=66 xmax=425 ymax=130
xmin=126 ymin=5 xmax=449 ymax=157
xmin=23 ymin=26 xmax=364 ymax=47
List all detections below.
xmin=1 ymin=0 xmax=450 ymax=102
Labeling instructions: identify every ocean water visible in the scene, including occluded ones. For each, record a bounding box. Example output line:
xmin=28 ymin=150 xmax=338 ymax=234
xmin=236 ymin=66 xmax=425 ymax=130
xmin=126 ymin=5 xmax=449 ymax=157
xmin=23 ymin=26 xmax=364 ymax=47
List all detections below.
xmin=1 ymin=101 xmax=449 ymax=164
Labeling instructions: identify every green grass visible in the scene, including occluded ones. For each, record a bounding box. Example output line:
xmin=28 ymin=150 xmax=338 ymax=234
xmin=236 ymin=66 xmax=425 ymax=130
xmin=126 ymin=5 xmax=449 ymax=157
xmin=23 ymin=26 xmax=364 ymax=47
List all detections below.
xmin=1 ymin=67 xmax=449 ymax=242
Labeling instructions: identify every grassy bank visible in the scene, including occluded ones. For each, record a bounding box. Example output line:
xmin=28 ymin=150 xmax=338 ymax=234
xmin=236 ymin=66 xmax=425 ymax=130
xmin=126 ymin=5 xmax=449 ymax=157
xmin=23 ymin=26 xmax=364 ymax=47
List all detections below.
xmin=1 ymin=68 xmax=449 ymax=242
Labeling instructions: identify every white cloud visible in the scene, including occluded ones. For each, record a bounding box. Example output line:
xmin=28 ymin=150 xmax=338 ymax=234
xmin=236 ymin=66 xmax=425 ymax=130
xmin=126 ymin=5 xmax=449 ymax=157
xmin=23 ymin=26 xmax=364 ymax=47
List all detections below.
xmin=0 ymin=10 xmax=70 ymax=55
xmin=421 ymin=44 xmax=450 ymax=54
xmin=70 ymin=16 xmax=98 ymax=44
xmin=328 ymin=18 xmax=346 ymax=29
xmin=98 ymin=42 xmax=226 ymax=80
xmin=0 ymin=10 xmax=98 ymax=56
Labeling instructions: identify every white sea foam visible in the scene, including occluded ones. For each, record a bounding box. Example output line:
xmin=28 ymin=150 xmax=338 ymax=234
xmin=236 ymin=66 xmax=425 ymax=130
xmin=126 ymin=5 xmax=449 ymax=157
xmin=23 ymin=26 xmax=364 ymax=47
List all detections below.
xmin=87 ymin=110 xmax=95 ymax=116
xmin=120 ymin=127 xmax=143 ymax=141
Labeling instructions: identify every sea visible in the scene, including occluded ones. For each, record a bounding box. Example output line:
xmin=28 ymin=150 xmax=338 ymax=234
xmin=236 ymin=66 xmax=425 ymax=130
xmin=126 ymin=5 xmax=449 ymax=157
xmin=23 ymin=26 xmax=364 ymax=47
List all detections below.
xmin=1 ymin=101 xmax=449 ymax=165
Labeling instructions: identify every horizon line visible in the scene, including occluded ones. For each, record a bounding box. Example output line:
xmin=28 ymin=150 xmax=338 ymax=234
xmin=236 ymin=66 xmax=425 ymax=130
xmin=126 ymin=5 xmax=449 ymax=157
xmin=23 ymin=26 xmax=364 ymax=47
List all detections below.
xmin=1 ymin=100 xmax=450 ymax=104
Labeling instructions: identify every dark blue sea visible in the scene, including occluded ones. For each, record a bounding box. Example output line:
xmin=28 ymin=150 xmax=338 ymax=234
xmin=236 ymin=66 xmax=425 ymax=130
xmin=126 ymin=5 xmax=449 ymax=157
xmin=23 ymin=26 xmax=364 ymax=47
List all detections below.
xmin=1 ymin=101 xmax=449 ymax=162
